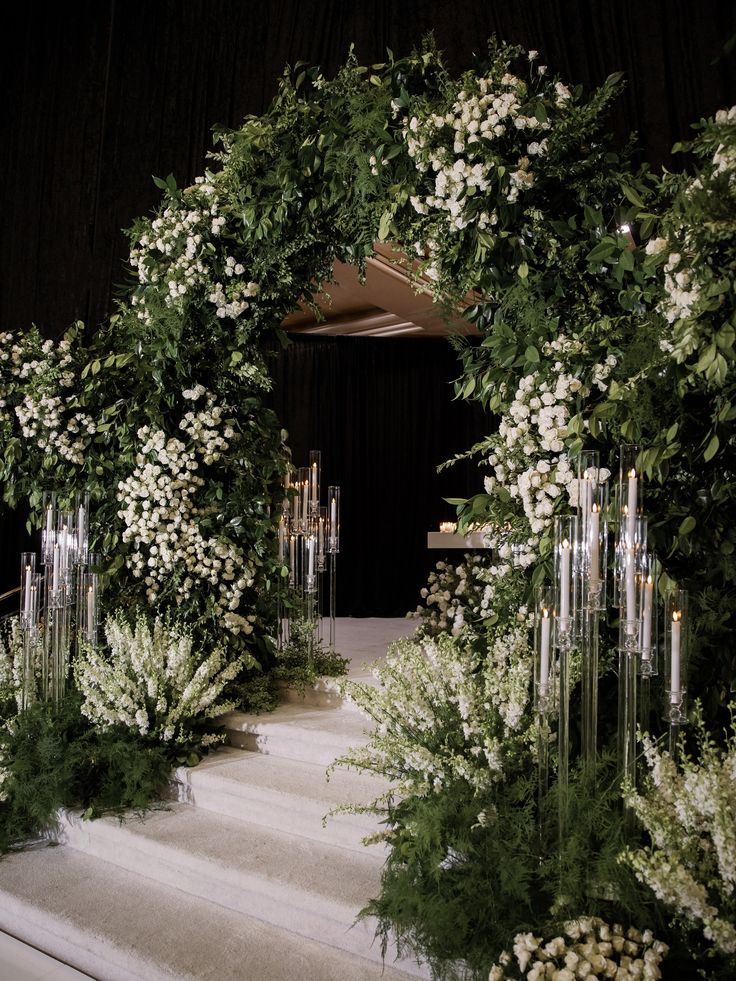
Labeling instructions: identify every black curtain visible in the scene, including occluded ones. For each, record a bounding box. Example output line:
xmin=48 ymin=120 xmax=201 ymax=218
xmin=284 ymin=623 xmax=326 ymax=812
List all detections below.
xmin=269 ymin=335 xmax=489 ymax=616
xmin=1 ymin=0 xmax=735 ymax=600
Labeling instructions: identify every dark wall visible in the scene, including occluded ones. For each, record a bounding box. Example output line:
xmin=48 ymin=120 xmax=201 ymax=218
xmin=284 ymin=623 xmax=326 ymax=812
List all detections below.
xmin=1 ymin=1 xmax=735 ymax=609
xmin=1 ymin=0 xmax=734 ymax=336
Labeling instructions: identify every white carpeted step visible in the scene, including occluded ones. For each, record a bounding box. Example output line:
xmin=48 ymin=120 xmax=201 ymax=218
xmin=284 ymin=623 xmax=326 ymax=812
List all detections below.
xmin=175 ymin=746 xmax=391 ymax=857
xmin=58 ymin=805 xmax=426 ymax=977
xmin=221 ymin=702 xmax=372 ymax=765
xmin=0 ymin=845 xmax=420 ymax=981
xmin=277 ymin=677 xmax=365 ymax=713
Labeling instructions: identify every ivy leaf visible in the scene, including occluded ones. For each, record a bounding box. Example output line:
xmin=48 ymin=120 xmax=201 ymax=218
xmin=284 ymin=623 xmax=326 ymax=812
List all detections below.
xmin=679 ymin=515 xmax=697 ymax=535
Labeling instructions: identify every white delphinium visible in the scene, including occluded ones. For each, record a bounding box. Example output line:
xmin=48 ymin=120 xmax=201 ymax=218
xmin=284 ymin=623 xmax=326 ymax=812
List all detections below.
xmin=116 ymin=391 xmax=255 ymax=631
xmin=621 ymin=714 xmax=736 ymax=956
xmin=489 ymin=918 xmax=668 ymax=979
xmin=336 ymin=628 xmax=533 ymax=817
xmin=74 ymin=614 xmax=251 ymax=747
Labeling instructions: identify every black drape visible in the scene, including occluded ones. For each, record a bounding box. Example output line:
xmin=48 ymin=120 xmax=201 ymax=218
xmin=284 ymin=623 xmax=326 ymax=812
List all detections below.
xmin=1 ymin=0 xmax=735 ymax=603
xmin=1 ymin=0 xmax=734 ymax=337
xmin=269 ymin=335 xmax=489 ymax=616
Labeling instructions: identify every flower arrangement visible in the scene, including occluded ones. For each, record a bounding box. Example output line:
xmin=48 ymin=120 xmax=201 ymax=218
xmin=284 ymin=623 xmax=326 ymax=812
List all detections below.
xmin=74 ymin=614 xmax=250 ymax=749
xmin=488 ymin=919 xmax=668 ymax=981
xmin=336 ymin=620 xmax=534 ymax=815
xmin=621 ymin=707 xmax=736 ymax=958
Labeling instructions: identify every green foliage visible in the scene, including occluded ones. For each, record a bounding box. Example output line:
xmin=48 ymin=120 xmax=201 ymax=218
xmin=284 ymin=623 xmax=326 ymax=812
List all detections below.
xmin=0 ymin=695 xmax=173 ymax=852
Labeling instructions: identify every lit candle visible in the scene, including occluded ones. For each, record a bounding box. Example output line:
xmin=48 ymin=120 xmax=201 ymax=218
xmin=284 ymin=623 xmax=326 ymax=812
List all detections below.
xmin=641 ymin=575 xmax=653 ymax=659
xmin=289 ymin=535 xmax=296 ymax=571
xmin=293 ymin=486 xmax=301 ymax=526
xmin=310 ymin=463 xmax=318 ymax=503
xmin=540 ymin=607 xmax=551 ymax=694
xmin=29 ymin=584 xmax=37 ymax=621
xmin=278 ymin=519 xmax=286 ymax=558
xmin=87 ymin=585 xmax=95 ymax=635
xmin=626 ymin=468 xmax=638 ymax=543
xmin=589 ymin=504 xmax=600 ymax=585
xmin=318 ymin=517 xmax=324 ymax=554
xmin=23 ymin=565 xmax=32 ymax=616
xmin=330 ymin=496 xmax=337 ymax=535
xmin=301 ymin=478 xmax=309 ymax=518
xmin=77 ymin=505 xmax=86 ymax=553
xmin=625 ymin=547 xmax=637 ymax=634
xmin=52 ymin=543 xmax=60 ymax=592
xmin=671 ymin=610 xmax=681 ymax=699
xmin=559 ymin=538 xmax=571 ymax=625
xmin=308 ymin=536 xmax=315 ymax=577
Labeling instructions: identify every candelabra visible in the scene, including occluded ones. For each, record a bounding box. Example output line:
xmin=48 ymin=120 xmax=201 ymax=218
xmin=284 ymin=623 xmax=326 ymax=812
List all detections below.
xmin=16 ymin=490 xmax=100 ymax=708
xmin=533 ymin=444 xmax=690 ymax=836
xmin=277 ymin=451 xmax=341 ymax=664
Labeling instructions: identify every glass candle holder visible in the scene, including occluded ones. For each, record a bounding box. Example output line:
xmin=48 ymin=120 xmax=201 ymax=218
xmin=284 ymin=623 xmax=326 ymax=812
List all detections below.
xmin=617 ymin=516 xmax=648 ymax=651
xmin=553 ymin=515 xmax=578 ymax=648
xmin=328 ymin=486 xmax=340 ymax=554
xmin=577 ymin=452 xmax=609 ymax=612
xmin=317 ymin=507 xmax=326 ymax=572
xmin=534 ymin=585 xmax=557 ymax=715
xmin=20 ymin=552 xmax=36 ymax=626
xmin=305 ymin=535 xmax=317 ymax=593
xmin=639 ymin=551 xmax=659 ymax=676
xmin=617 ymin=444 xmax=644 ymax=547
xmin=308 ymin=450 xmax=321 ymax=516
xmin=42 ymin=491 xmax=57 ymax=564
xmin=664 ymin=589 xmax=688 ymax=723
xmin=75 ymin=490 xmax=90 ymax=565
xmin=82 ymin=572 xmax=99 ymax=646
xmin=297 ymin=467 xmax=309 ymax=532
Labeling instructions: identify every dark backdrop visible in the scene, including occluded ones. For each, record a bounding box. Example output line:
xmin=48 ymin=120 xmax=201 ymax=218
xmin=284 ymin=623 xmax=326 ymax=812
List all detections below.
xmin=270 ymin=335 xmax=488 ymax=615
xmin=1 ymin=0 xmax=735 ymax=610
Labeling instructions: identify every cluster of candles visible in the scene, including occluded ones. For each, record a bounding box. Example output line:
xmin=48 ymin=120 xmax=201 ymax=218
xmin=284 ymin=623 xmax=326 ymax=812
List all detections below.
xmin=18 ymin=491 xmax=100 ymax=706
xmin=278 ymin=451 xmax=340 ymax=592
xmin=535 ymin=446 xmax=688 ymax=731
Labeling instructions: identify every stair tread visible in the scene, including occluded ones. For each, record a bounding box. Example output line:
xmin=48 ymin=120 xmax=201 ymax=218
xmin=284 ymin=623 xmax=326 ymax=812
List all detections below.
xmin=222 ymin=702 xmax=372 ymax=744
xmin=64 ymin=803 xmax=382 ymax=911
xmin=0 ymin=846 xmax=417 ymax=981
xmin=180 ymin=745 xmax=390 ymax=809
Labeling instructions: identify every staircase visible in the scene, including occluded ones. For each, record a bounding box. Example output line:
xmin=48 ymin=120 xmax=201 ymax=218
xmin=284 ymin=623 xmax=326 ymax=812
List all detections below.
xmin=0 ymin=619 xmax=426 ymax=981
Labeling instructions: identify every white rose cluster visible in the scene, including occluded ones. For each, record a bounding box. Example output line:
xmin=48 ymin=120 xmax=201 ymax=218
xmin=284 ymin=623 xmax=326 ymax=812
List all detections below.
xmin=661 ymin=251 xmax=701 ymax=326
xmin=208 ymin=278 xmax=260 ymax=320
xmin=116 ymin=390 xmax=255 ymax=632
xmin=0 ymin=331 xmax=93 ymax=466
xmin=481 ymin=340 xmax=616 ymax=548
xmin=489 ymin=919 xmax=668 ymax=980
xmin=129 ymin=176 xmax=260 ymax=327
xmin=403 ymin=70 xmax=561 ymax=233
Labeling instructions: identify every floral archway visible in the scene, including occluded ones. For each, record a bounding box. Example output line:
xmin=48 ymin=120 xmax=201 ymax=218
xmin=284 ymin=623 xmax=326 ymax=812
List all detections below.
xmin=1 ymin=36 xmax=736 ymax=976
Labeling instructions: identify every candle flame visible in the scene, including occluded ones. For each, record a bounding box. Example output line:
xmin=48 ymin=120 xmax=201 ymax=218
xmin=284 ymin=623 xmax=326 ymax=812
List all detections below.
xmin=647 ymin=574 xmax=653 ymax=585
xmin=312 ymin=462 xmax=317 ymax=470
xmin=591 ymin=503 xmax=599 ymax=514
xmin=541 ymin=607 xmax=550 ymax=619
xmin=561 ymin=538 xmax=570 ymax=549
xmin=672 ymin=609 xmax=682 ymax=623
xmin=628 ymin=467 xmax=637 ymax=479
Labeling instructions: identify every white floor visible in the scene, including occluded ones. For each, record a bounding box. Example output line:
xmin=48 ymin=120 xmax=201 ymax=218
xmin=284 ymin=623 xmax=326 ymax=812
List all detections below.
xmin=0 ymin=930 xmax=91 ymax=979
xmin=0 ymin=617 xmax=416 ymax=981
